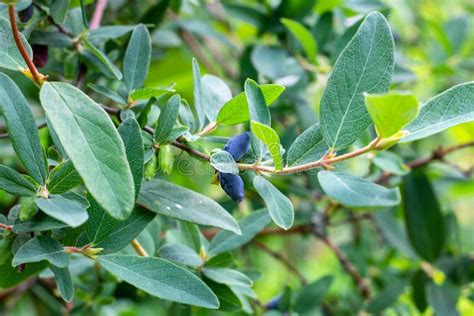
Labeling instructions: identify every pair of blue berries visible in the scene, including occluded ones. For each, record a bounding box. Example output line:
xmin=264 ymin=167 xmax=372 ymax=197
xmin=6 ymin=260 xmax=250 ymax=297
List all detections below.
xmin=218 ymin=132 xmax=251 ymax=202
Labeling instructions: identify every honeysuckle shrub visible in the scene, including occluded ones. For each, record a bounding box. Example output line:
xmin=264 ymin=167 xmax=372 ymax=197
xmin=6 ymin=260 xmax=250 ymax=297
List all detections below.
xmin=0 ymin=0 xmax=473 ymax=315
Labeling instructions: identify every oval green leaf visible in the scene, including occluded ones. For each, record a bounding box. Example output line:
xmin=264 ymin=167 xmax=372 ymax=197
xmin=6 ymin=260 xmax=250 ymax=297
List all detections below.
xmin=39 ymin=82 xmax=135 ymax=219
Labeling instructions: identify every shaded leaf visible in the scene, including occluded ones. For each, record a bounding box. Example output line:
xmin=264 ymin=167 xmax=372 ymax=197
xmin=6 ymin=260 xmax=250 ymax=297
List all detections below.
xmin=82 ymin=38 xmax=122 ymax=80
xmin=402 ymin=171 xmax=445 ymax=262
xmin=202 ymin=267 xmax=253 ymax=287
xmin=201 ymin=75 xmax=232 ymax=122
xmin=293 ymin=276 xmax=333 ymax=314
xmin=366 ymin=278 xmax=407 ymax=313
xmin=245 ymin=79 xmax=270 ymax=126
xmin=51 ymin=265 xmax=74 ymax=302
xmin=129 ymin=87 xmax=173 ymax=101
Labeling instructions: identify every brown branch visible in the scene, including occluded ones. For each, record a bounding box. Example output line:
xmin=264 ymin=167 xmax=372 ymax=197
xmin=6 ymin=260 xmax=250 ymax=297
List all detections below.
xmin=319 ymin=235 xmax=371 ymax=299
xmin=8 ymin=5 xmax=44 ymax=85
xmin=253 ymin=240 xmax=308 ymax=285
xmin=0 ymin=223 xmax=13 ymax=231
xmin=171 ymin=140 xmax=210 ymax=161
xmin=90 ymin=0 xmax=108 ymax=30
xmin=0 ymin=122 xmax=47 ymax=139
xmin=377 ymin=141 xmax=474 ymax=183
xmin=131 ymin=239 xmax=149 ymax=257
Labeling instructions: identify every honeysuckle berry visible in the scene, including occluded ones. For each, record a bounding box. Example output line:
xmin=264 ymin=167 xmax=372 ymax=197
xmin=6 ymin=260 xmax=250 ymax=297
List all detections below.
xmin=223 ymin=132 xmax=251 ymax=161
xmin=32 ymin=44 xmax=48 ymax=68
xmin=218 ymin=172 xmax=244 ymax=202
xmin=18 ymin=4 xmax=34 ymax=22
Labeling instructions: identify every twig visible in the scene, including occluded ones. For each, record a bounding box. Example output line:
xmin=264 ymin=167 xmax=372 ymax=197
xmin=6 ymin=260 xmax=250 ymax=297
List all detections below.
xmin=90 ymin=0 xmax=108 ymax=30
xmin=376 ymin=141 xmax=474 ymax=183
xmin=0 ymin=223 xmax=13 ymax=231
xmin=8 ymin=5 xmax=44 ymax=85
xmin=319 ymin=235 xmax=371 ymax=299
xmin=202 ymin=224 xmax=313 ymax=239
xmin=253 ymin=240 xmax=308 ymax=285
xmin=131 ymin=239 xmax=149 ymax=257
xmin=0 ymin=122 xmax=47 ymax=139
xmin=166 ymin=11 xmax=219 ymax=76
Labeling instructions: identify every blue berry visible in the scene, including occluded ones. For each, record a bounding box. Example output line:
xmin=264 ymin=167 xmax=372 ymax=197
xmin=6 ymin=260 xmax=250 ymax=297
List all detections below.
xmin=18 ymin=4 xmax=34 ymax=23
xmin=218 ymin=172 xmax=244 ymax=202
xmin=224 ymin=132 xmax=250 ymax=161
xmin=32 ymin=44 xmax=48 ymax=68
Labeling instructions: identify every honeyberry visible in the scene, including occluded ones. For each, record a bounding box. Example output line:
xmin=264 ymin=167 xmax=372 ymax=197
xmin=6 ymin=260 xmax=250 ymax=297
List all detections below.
xmin=32 ymin=44 xmax=48 ymax=68
xmin=18 ymin=4 xmax=34 ymax=22
xmin=224 ymin=132 xmax=250 ymax=161
xmin=218 ymin=172 xmax=244 ymax=202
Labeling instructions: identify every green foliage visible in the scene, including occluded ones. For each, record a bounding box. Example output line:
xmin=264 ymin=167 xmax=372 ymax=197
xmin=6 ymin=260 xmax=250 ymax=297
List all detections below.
xmin=0 ymin=1 xmax=472 ymax=315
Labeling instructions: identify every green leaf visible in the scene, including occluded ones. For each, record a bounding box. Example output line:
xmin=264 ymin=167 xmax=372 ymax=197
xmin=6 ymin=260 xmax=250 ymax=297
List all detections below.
xmin=35 ymin=193 xmax=89 ymax=228
xmin=402 ymin=171 xmax=445 ymax=262
xmin=401 ymin=81 xmax=474 ymax=142
xmin=159 ymin=243 xmax=203 ymax=267
xmin=253 ymin=176 xmax=294 ymax=230
xmin=47 ymin=160 xmax=82 ymax=194
xmin=129 ymin=87 xmax=173 ymax=101
xmin=320 ymin=12 xmax=394 ymax=150
xmin=210 ymin=151 xmax=239 ymax=174
xmin=372 ymin=151 xmax=410 ymax=176
xmin=0 ymin=73 xmax=47 ymax=184
xmin=118 ymin=118 xmax=144 ymax=199
xmin=201 ymin=75 xmax=232 ymax=122
xmin=373 ymin=209 xmax=417 ymax=258
xmin=85 ymin=196 xmax=155 ymax=254
xmin=0 ymin=165 xmax=37 ymax=196
xmin=51 ymin=266 xmax=74 ymax=302
xmin=177 ymin=222 xmax=202 ymax=254
xmin=138 ymin=178 xmax=241 ymax=234
xmin=208 ymin=209 xmax=271 ymax=257
xmin=366 ymin=278 xmax=407 ymax=313
xmin=204 ymin=279 xmax=242 ymax=311
xmin=0 ymin=17 xmax=32 ymax=71
xmin=50 ymin=0 xmax=70 ymax=24
xmin=123 ymin=25 xmax=152 ymax=92
xmin=12 ymin=213 xmax=69 ymax=234
xmin=97 ymin=255 xmax=219 ymax=308
xmin=88 ymin=83 xmax=127 ymax=104
xmin=193 ymin=58 xmax=205 ymax=130
xmin=0 ymin=260 xmax=46 ymax=289
xmin=318 ymin=171 xmax=401 ymax=208
xmin=365 ymin=91 xmax=419 ymax=138
xmin=286 ymin=123 xmax=328 ymax=167
xmin=40 ymin=82 xmax=135 ymax=220
xmin=426 ymin=282 xmax=460 ymax=316
xmin=154 ymin=95 xmax=181 ymax=143
xmin=89 ymin=25 xmax=136 ymax=42
xmin=251 ymin=121 xmax=283 ymax=170
xmin=217 ymin=84 xmax=285 ymax=125
xmin=202 ymin=268 xmax=253 ymax=287
xmin=12 ymin=236 xmax=69 ymax=268
xmin=245 ymin=79 xmax=270 ymax=126
xmin=281 ymin=18 xmax=317 ymax=64
xmin=82 ymin=38 xmax=122 ymax=80
xmin=293 ymin=276 xmax=333 ymax=314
